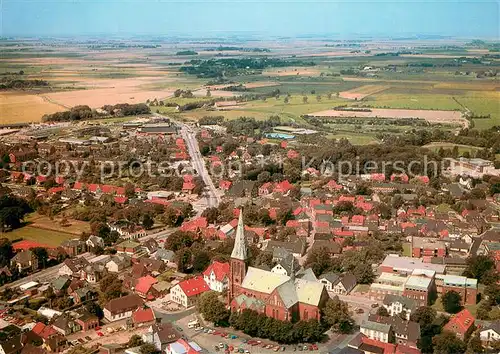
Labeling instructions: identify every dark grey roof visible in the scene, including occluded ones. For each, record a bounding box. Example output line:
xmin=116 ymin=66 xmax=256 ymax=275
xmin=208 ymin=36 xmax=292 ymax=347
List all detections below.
xmin=339 ymin=272 xmax=357 ymax=290
xmin=319 ymin=272 xmax=340 ymax=284
xmin=482 ymin=320 xmax=500 ymax=334
xmin=382 ymin=294 xmax=417 ymax=311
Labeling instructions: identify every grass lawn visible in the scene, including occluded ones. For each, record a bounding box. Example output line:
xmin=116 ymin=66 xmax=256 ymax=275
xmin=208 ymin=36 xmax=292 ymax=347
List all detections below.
xmin=26 ymin=213 xmax=90 ymax=236
xmin=431 ymin=296 xmax=478 ymax=316
xmin=402 ymin=243 xmax=412 ymax=257
xmin=423 ymin=142 xmax=483 ymax=155
xmin=353 ymin=284 xmax=371 ymax=294
xmin=0 ymin=226 xmax=75 ymax=247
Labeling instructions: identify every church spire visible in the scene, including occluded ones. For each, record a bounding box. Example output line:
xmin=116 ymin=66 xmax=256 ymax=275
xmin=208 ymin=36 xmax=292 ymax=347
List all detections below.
xmin=231 ymin=209 xmax=248 ymax=261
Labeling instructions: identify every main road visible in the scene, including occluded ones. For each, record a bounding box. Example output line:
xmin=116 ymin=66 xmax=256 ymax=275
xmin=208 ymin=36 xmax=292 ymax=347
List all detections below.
xmin=155 ymin=113 xmax=220 ymax=208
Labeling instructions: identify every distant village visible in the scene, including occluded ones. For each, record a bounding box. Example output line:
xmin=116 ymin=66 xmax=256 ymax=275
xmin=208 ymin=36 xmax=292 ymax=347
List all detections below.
xmin=0 ymin=114 xmax=499 ymax=354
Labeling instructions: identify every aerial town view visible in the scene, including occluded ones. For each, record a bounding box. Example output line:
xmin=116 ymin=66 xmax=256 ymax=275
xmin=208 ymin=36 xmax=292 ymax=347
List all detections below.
xmin=0 ymin=0 xmax=499 ymax=353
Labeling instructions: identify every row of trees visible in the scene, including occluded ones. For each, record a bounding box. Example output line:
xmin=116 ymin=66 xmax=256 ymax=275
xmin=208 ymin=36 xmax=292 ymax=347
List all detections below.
xmin=42 ymin=103 xmax=150 ymax=122
xmin=197 ymin=291 xmax=354 ymax=344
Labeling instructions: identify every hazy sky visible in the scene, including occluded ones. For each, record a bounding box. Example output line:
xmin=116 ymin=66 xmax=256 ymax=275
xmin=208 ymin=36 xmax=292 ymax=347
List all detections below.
xmin=2 ymin=0 xmax=499 ymax=38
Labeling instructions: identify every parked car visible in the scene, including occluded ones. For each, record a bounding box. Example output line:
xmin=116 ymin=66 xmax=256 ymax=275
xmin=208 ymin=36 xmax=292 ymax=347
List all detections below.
xmin=311 ymin=344 xmax=318 ymax=350
xmin=274 ymin=345 xmax=280 ymax=351
xmin=371 ymin=303 xmax=379 ymax=308
xmin=219 ymin=343 xmax=225 ymax=348
xmin=356 ymin=308 xmax=365 ymax=314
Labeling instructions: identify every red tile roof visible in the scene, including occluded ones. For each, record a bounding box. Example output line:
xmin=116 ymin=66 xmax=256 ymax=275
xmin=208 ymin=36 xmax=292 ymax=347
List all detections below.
xmin=48 ymin=187 xmax=65 ymax=195
xmin=132 ymin=307 xmax=155 ymax=324
xmin=203 ymin=261 xmax=229 ymax=281
xmin=135 ymin=275 xmax=158 ymax=294
xmin=182 ymin=182 xmax=196 ymax=191
xmin=443 ymin=308 xmax=475 ymax=335
xmin=274 ymin=180 xmax=293 ymax=193
xmin=177 ymin=276 xmax=209 ymax=298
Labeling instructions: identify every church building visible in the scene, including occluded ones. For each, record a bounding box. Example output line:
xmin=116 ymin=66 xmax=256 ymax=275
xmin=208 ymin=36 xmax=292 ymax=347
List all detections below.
xmin=228 ymin=211 xmax=329 ymax=322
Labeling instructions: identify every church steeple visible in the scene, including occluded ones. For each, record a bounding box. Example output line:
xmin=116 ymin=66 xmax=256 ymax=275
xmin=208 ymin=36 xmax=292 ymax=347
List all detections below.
xmin=231 ymin=210 xmax=248 ymax=261
xmin=228 ymin=209 xmax=248 ymax=304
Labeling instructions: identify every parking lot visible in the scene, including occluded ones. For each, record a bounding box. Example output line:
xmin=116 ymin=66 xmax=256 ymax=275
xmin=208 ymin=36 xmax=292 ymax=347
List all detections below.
xmin=175 ymin=316 xmax=320 ymax=354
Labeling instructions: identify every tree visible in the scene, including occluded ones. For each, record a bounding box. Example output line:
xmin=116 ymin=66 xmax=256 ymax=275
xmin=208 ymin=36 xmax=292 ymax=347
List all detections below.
xmin=99 ymin=274 xmax=123 ymax=301
xmin=463 ymin=255 xmax=496 ymax=284
xmin=165 ymin=231 xmax=195 ymax=252
xmin=322 ymin=297 xmax=355 ymax=334
xmin=0 ymin=195 xmax=31 ymax=231
xmin=304 ymin=247 xmax=335 ymax=276
xmin=140 ymin=343 xmax=159 ymax=354
xmin=411 ymin=306 xmax=437 ymax=328
xmin=466 ymin=333 xmax=484 ymax=354
xmin=201 ymin=207 xmax=219 ymax=224
xmin=31 ymin=247 xmax=48 ymax=269
xmin=432 ymin=331 xmax=466 ymax=354
xmin=302 ymin=96 xmax=308 ymax=104
xmin=376 ymin=307 xmax=389 ymax=316
xmin=284 ymin=96 xmax=289 ymax=104
xmin=206 ymin=89 xmax=211 ymax=97
xmin=127 ymin=334 xmax=144 ymax=348
xmin=197 ymin=291 xmax=230 ymax=326
xmin=142 ymin=214 xmax=154 ymax=230
xmin=353 ymin=263 xmax=375 ymax=284
xmin=175 ymin=248 xmax=192 ymax=273
xmin=0 ymin=239 xmax=14 ymax=267
xmin=192 ymin=250 xmax=210 ymax=272
xmin=85 ymin=301 xmax=104 ymax=319
xmin=442 ymin=290 xmax=462 ymax=314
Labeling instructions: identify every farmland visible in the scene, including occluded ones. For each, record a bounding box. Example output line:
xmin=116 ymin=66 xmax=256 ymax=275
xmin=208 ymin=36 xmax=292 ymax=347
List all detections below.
xmin=308 ymin=108 xmax=468 ymax=127
xmin=1 ymin=38 xmax=499 ymax=144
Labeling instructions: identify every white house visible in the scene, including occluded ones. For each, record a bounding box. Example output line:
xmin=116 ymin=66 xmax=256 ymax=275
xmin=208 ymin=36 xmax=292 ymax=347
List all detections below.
xmin=360 ymin=320 xmax=392 ymax=343
xmin=106 ymin=255 xmax=131 ymax=273
xmin=480 ymin=321 xmax=500 ymax=346
xmin=170 ymin=276 xmax=209 ymax=308
xmin=319 ymin=272 xmax=357 ymax=295
xmin=103 ymin=294 xmax=143 ymax=322
xmin=382 ymin=294 xmax=417 ymax=321
xmin=202 ymin=261 xmax=229 ymax=292
xmin=86 ymin=235 xmax=105 ymax=249
xmin=108 ymin=221 xmax=146 ymax=240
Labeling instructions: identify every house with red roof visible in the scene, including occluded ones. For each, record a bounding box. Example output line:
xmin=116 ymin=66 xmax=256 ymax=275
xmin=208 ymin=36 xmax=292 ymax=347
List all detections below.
xmin=391 ymin=173 xmax=409 ymax=183
xmin=170 ymin=276 xmax=209 ymax=308
xmin=280 ymin=141 xmax=288 ymax=149
xmin=219 ymin=180 xmax=232 ymax=191
xmin=182 ymin=181 xmax=196 ymax=194
xmin=180 ymin=217 xmax=208 ymax=233
xmin=132 ymin=307 xmax=156 ymax=327
xmin=216 ymin=146 xmax=223 ymax=153
xmin=287 ymin=149 xmax=300 ymax=159
xmin=31 ymin=322 xmax=67 ymax=352
xmin=417 ymin=176 xmax=430 ymax=184
xmin=443 ymin=308 xmax=475 ymax=340
xmin=48 ymin=186 xmax=65 ymax=195
xmin=259 ymin=182 xmax=273 ymax=196
xmin=166 ymin=338 xmax=203 ymax=354
xmin=114 ymin=196 xmax=128 ymax=204
xmin=371 ymin=173 xmax=386 ymax=182
xmin=134 ymin=275 xmax=158 ymax=299
xmin=203 ymin=261 xmax=230 ymax=292
xmin=325 ymin=180 xmax=343 ymax=192
xmin=274 ymin=180 xmax=293 ymax=194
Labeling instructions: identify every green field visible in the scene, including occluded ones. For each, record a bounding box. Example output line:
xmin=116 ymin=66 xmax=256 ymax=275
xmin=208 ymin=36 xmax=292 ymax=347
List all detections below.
xmin=0 ymin=226 xmax=75 ymax=247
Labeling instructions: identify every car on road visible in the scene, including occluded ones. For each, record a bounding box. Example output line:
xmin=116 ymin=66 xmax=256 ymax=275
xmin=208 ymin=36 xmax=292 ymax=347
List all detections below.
xmin=219 ymin=343 xmax=225 ymax=349
xmin=371 ymin=303 xmax=379 ymax=308
xmin=78 ymin=338 xmax=85 ymax=344
xmin=356 ymin=308 xmax=365 ymax=314
xmin=273 ymin=345 xmax=280 ymax=351
xmin=97 ymin=332 xmax=104 ymax=337
xmin=85 ymin=336 xmax=92 ymax=341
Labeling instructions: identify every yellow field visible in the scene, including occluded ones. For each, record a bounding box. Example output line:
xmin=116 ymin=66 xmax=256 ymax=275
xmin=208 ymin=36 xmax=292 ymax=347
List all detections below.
xmin=1 ymin=92 xmax=66 ymax=123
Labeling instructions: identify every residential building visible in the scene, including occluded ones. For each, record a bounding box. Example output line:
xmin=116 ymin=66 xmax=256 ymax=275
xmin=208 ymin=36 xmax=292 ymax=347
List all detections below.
xmin=10 ymin=250 xmax=38 ymax=272
xmin=319 ymin=272 xmax=357 ymax=295
xmin=170 ymin=276 xmax=209 ymax=308
xmin=203 ymin=261 xmax=230 ymax=292
xmin=150 ymin=323 xmax=182 ymax=352
xmin=443 ymin=308 xmax=475 ymax=340
xmin=368 ymin=315 xmax=420 ymax=348
xmin=479 ymin=321 xmax=500 ymax=347
xmin=106 ymin=255 xmax=131 ymax=273
xmin=103 ymin=294 xmax=144 ymax=322
xmin=58 ymin=257 xmax=90 ymax=278
xmin=360 ymin=320 xmax=392 ymax=343
xmin=382 ymin=294 xmax=417 ymax=320
xmin=61 ymin=239 xmax=86 ymax=257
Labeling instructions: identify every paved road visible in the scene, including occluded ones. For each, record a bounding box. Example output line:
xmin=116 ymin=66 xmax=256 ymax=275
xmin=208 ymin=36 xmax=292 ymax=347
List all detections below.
xmin=180 ymin=125 xmax=220 ymax=208
xmin=1 ymin=253 xmax=94 ymax=291
xmin=154 ymin=113 xmax=220 ymax=209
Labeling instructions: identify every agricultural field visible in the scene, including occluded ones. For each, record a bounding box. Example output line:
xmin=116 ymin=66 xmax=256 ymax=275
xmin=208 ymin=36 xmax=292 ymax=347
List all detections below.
xmin=0 ymin=226 xmax=75 ymax=247
xmin=1 ymin=38 xmax=499 ymax=144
